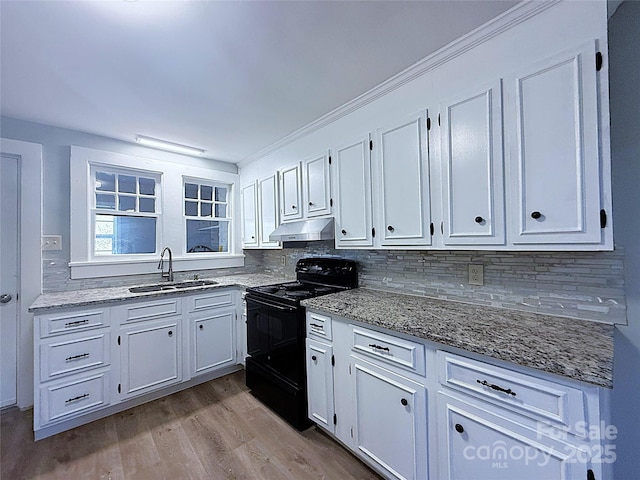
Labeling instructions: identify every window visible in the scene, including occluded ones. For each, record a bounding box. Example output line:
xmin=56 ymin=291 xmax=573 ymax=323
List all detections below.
xmin=184 ymin=180 xmax=230 ymax=253
xmin=70 ymin=146 xmax=242 ymax=279
xmin=91 ymin=167 xmax=160 ymax=256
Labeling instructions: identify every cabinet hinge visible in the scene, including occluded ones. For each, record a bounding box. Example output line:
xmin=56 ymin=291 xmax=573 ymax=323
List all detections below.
xmin=333 ymin=414 xmax=337 ymax=425
xmin=440 ymin=221 xmax=443 ymax=234
xmin=426 ymin=117 xmax=431 ymax=131
xmin=372 ymin=227 xmax=376 ymax=238
xmin=587 ymin=469 xmax=596 ymax=480
xmin=349 ymin=364 xmax=352 ymax=375
xmin=438 ymin=113 xmax=441 ymax=126
xmin=596 ymin=52 xmax=603 ymax=71
xmin=330 ymin=198 xmax=333 ymax=207
xmin=328 ymin=155 xmax=332 ymax=165
xmin=350 ymin=426 xmax=354 ymax=438
xmin=430 ymin=223 xmax=434 ymax=236
xmin=117 ymin=383 xmax=121 ymax=394
xmin=600 ymin=209 xmax=607 ymax=228
xmin=369 ymin=140 xmax=373 ymax=151
xmin=117 ymin=335 xmax=121 ymax=346
xmin=331 ymin=355 xmax=335 ymax=367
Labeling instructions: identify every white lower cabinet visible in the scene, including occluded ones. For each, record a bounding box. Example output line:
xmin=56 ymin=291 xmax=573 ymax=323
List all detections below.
xmin=305 ymin=310 xmax=607 ymax=480
xmin=34 ymin=288 xmax=242 ymax=439
xmin=306 ymin=338 xmax=335 ymax=433
xmin=119 ymin=317 xmax=182 ymax=398
xmin=437 ymin=393 xmax=589 ymax=480
xmin=352 ymin=357 xmax=427 ymax=480
xmin=192 ymin=308 xmax=236 ymax=376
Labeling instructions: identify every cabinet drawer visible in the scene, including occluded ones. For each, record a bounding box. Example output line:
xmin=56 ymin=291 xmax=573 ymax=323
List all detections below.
xmin=437 ymin=351 xmax=586 ymax=430
xmin=352 ymin=326 xmax=426 ymax=376
xmin=188 ymin=291 xmax=234 ymax=313
xmin=306 ymin=311 xmax=332 ymax=341
xmin=40 ymin=330 xmax=110 ymax=382
xmin=121 ymin=298 xmax=181 ymax=323
xmin=40 ymin=371 xmax=110 ymax=424
xmin=40 ymin=308 xmax=109 ymax=337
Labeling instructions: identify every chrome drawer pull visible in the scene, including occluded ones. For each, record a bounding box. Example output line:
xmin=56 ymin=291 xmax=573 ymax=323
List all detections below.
xmin=65 ymin=353 xmax=90 ymax=362
xmin=65 ymin=319 xmax=89 ymax=328
xmin=477 ymin=379 xmax=517 ymax=396
xmin=65 ymin=393 xmax=90 ymax=404
xmin=368 ymin=343 xmax=390 ymax=352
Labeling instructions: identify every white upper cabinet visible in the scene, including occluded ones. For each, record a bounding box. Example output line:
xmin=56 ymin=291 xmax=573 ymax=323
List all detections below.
xmin=508 ymin=42 xmax=603 ymax=246
xmin=279 ymin=163 xmax=303 ymax=222
xmin=241 ymin=176 xmax=280 ymax=249
xmin=440 ymin=81 xmax=506 ymax=246
xmin=375 ymin=111 xmax=432 ymax=247
xmin=240 ymin=183 xmax=258 ymax=248
xmin=303 ymin=152 xmax=331 ymax=218
xmin=257 ymin=175 xmax=280 ymax=248
xmin=333 ymin=135 xmax=374 ymax=248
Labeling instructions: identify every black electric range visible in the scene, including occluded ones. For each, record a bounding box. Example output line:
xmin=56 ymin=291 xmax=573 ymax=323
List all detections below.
xmin=245 ymin=257 xmax=357 ymax=430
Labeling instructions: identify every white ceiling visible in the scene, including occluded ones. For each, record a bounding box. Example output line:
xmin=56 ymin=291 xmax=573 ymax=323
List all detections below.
xmin=0 ymin=0 xmax=518 ymax=164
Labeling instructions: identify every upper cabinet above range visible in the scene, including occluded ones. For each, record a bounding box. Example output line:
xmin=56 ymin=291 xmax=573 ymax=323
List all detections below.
xmin=278 ymin=153 xmax=332 ymax=223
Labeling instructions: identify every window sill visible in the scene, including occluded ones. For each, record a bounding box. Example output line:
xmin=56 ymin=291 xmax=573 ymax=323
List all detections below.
xmin=69 ymin=255 xmax=245 ymax=279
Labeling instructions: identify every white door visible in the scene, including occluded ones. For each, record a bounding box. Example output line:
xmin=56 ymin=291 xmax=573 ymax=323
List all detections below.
xmin=352 ymin=358 xmax=427 ymax=480
xmin=241 ymin=183 xmax=258 ymax=247
xmin=303 ymin=152 xmax=331 ymax=218
xmin=509 ymin=42 xmax=601 ymax=245
xmin=257 ymin=175 xmax=280 ymax=248
xmin=279 ymin=164 xmax=303 ymax=221
xmin=333 ymin=135 xmax=374 ymax=248
xmin=376 ymin=111 xmax=432 ymax=246
xmin=441 ymin=81 xmax=506 ymax=246
xmin=192 ymin=309 xmax=235 ymax=376
xmin=0 ymin=154 xmax=19 ymax=408
xmin=306 ymin=338 xmax=335 ymax=433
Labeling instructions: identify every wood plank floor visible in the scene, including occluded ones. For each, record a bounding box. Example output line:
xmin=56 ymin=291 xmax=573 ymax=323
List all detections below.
xmin=0 ymin=371 xmax=381 ymax=480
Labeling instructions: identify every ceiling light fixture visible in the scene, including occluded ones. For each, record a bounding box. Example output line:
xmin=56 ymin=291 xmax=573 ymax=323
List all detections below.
xmin=136 ymin=135 xmax=205 ymax=156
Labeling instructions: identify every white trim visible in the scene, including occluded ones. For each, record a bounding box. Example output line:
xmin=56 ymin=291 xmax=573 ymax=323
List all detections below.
xmin=238 ymin=0 xmax=559 ymax=168
xmin=1 ymin=138 xmax=43 ymax=409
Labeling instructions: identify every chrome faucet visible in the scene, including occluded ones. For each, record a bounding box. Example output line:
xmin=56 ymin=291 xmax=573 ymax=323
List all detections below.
xmin=158 ymin=247 xmax=174 ymax=282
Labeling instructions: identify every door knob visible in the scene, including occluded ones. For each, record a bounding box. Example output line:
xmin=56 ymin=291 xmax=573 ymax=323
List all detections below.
xmin=474 ymin=216 xmax=484 ymax=224
xmin=455 ymin=423 xmax=464 ymax=433
xmin=400 ymin=398 xmax=408 ymax=406
xmin=0 ymin=294 xmax=12 ymax=304
xmin=530 ymin=211 xmax=542 ymax=219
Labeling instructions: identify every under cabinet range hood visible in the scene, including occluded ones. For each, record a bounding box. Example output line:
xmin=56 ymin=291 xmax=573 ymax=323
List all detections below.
xmin=269 ymin=217 xmax=334 ymax=242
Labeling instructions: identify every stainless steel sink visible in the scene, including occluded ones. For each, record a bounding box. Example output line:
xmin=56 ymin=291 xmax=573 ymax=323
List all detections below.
xmin=129 ymin=279 xmax=217 ymax=294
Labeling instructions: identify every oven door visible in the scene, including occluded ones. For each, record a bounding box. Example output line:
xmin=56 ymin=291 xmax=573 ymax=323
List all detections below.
xmin=245 ymin=295 xmax=305 ymax=387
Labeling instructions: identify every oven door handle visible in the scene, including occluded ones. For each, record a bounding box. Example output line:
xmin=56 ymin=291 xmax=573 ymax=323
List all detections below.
xmin=246 ymin=296 xmax=298 ymax=312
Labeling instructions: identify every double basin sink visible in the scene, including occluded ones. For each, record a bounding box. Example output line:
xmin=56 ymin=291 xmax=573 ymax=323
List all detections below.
xmin=129 ymin=279 xmax=217 ymax=294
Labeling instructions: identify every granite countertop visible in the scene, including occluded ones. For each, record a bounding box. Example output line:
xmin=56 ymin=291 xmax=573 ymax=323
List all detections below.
xmin=28 ymin=273 xmax=288 ymax=313
xmin=302 ymin=288 xmax=614 ymax=388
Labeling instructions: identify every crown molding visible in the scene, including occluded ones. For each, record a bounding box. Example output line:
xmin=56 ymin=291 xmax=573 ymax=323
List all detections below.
xmin=238 ymin=0 xmax=560 ymax=169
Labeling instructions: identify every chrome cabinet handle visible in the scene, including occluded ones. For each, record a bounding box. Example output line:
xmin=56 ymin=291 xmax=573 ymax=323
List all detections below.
xmin=0 ymin=294 xmax=12 ymax=304
xmin=477 ymin=379 xmax=516 ymax=396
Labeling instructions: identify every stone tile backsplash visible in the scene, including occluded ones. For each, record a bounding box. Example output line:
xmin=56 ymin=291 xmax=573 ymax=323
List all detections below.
xmin=258 ymin=242 xmax=626 ymax=324
xmin=42 ymin=242 xmax=626 ymax=324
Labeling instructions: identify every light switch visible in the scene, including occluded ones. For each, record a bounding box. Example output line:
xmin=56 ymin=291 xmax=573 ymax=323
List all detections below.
xmin=42 ymin=235 xmax=62 ymax=251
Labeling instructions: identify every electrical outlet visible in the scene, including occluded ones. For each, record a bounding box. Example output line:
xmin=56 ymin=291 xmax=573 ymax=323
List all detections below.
xmin=281 ymin=256 xmax=286 ymax=267
xmin=42 ymin=235 xmax=62 ymax=251
xmin=468 ymin=264 xmax=483 ymax=286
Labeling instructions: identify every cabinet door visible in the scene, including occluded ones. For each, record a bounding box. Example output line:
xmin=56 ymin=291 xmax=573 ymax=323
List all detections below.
xmin=376 ymin=111 xmax=432 ymax=246
xmin=258 ymin=175 xmax=280 ymax=248
xmin=303 ymin=152 xmax=331 ymax=218
xmin=352 ymin=357 xmax=427 ymax=480
xmin=241 ymin=182 xmax=258 ymax=247
xmin=333 ymin=135 xmax=374 ymax=248
xmin=306 ymin=338 xmax=335 ymax=433
xmin=279 ymin=164 xmax=303 ymax=221
xmin=438 ymin=393 xmax=589 ymax=480
xmin=509 ymin=42 xmax=601 ymax=245
xmin=120 ymin=318 xmax=181 ymax=398
xmin=441 ymin=81 xmax=505 ymax=246
xmin=192 ymin=309 xmax=235 ymax=376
